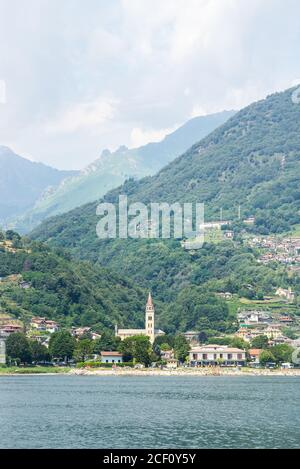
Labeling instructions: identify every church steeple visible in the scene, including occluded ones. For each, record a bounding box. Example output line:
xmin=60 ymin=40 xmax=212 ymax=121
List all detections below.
xmin=147 ymin=292 xmax=153 ymax=307
xmin=145 ymin=292 xmax=155 ymax=344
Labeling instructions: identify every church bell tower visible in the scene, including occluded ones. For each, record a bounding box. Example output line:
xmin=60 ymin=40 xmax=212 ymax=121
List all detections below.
xmin=145 ymin=292 xmax=155 ymax=344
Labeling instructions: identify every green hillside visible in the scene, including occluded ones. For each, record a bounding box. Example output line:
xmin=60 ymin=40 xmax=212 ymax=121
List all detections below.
xmin=0 ymin=232 xmax=147 ymax=332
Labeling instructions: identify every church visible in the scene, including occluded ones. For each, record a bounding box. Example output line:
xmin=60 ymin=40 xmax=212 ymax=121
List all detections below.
xmin=115 ymin=292 xmax=165 ymax=344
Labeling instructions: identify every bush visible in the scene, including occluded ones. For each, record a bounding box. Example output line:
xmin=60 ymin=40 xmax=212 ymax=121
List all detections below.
xmin=76 ymin=361 xmax=134 ymax=368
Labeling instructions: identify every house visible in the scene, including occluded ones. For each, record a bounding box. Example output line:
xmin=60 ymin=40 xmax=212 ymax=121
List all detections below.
xmin=243 ymin=217 xmax=255 ymax=225
xmin=248 ymin=349 xmax=262 ymax=366
xmin=279 ymin=315 xmax=294 ymax=324
xmin=0 ymin=324 xmax=23 ymax=335
xmin=30 ymin=317 xmax=59 ymax=333
xmin=275 ymin=287 xmax=295 ymax=302
xmin=217 ymin=292 xmax=233 ymax=300
xmin=160 ymin=349 xmax=174 ymax=360
xmin=224 ymin=231 xmax=234 ymax=239
xmin=101 ymin=351 xmax=123 ymax=364
xmin=264 ymin=325 xmax=282 ymax=339
xmin=189 ymin=345 xmax=246 ymax=366
xmin=183 ymin=331 xmax=201 ymax=343
xmin=116 ymin=293 xmax=165 ymax=344
xmin=166 ymin=358 xmax=179 ymax=369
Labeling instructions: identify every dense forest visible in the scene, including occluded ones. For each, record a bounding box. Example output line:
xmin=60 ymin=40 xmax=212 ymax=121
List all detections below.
xmin=0 ymin=232 xmax=146 ymax=332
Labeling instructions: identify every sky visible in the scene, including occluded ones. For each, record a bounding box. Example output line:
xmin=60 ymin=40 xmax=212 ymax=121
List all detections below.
xmin=0 ymin=0 xmax=300 ymax=170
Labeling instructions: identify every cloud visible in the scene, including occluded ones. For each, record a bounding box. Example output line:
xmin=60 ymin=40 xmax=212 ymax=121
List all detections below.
xmin=45 ymin=97 xmax=118 ymax=134
xmin=0 ymin=0 xmax=300 ymax=169
xmin=130 ymin=125 xmax=178 ymax=148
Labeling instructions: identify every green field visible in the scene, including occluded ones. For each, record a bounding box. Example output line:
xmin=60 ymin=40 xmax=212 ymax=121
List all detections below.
xmin=0 ymin=366 xmax=70 ymax=375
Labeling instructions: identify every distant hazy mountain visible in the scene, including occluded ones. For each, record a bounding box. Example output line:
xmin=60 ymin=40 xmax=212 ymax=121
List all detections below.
xmin=0 ymin=146 xmax=76 ymax=226
xmin=15 ymin=111 xmax=235 ymax=232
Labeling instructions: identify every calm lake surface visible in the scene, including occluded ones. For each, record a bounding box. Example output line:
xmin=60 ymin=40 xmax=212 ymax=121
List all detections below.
xmin=0 ymin=375 xmax=299 ymax=448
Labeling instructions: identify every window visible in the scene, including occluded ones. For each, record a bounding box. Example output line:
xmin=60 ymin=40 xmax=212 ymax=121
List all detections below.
xmin=237 ymin=354 xmax=243 ymax=360
xmin=228 ymin=354 xmax=232 ymax=360
xmin=193 ymin=354 xmax=197 ymax=360
xmin=220 ymin=354 xmax=223 ymax=359
xmin=203 ymin=354 xmax=207 ymax=360
xmin=214 ymin=354 xmax=217 ymax=359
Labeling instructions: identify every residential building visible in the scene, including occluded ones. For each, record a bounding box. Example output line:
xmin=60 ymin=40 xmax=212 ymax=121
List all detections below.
xmin=165 ymin=358 xmax=179 ymax=369
xmin=0 ymin=324 xmax=23 ymax=335
xmin=183 ymin=331 xmax=201 ymax=343
xmin=160 ymin=349 xmax=174 ymax=360
xmin=101 ymin=351 xmax=123 ymax=364
xmin=115 ymin=293 xmax=165 ymax=344
xmin=275 ymin=287 xmax=295 ymax=302
xmin=30 ymin=317 xmax=59 ymax=333
xmin=248 ymin=349 xmax=262 ymax=366
xmin=189 ymin=345 xmax=246 ymax=366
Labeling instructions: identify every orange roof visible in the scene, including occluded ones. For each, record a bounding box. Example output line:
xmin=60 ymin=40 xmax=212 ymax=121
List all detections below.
xmin=249 ymin=349 xmax=262 ymax=356
xmin=101 ymin=351 xmax=123 ymax=356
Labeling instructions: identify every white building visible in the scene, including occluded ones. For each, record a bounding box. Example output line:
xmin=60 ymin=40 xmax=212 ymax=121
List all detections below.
xmin=189 ymin=345 xmax=246 ymax=366
xmin=101 ymin=351 xmax=123 ymax=364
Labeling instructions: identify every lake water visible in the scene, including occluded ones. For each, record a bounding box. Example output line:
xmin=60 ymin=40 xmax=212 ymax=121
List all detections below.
xmin=0 ymin=375 xmax=299 ymax=448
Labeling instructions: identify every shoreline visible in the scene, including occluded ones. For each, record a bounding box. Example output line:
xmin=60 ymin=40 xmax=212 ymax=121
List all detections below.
xmin=1 ymin=367 xmax=300 ymax=377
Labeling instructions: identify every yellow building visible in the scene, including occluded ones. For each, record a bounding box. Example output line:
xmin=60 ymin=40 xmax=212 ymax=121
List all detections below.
xmin=115 ymin=293 xmax=164 ymax=344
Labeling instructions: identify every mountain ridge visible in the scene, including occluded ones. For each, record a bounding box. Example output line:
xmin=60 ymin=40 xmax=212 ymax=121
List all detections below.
xmin=14 ymin=111 xmax=235 ymax=232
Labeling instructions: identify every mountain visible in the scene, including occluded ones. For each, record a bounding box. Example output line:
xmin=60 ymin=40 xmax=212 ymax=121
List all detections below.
xmin=15 ymin=111 xmax=235 ymax=232
xmin=0 ymin=146 xmax=76 ymax=226
xmin=32 ymin=86 xmax=300 ymax=252
xmin=28 ymin=87 xmax=300 ymax=335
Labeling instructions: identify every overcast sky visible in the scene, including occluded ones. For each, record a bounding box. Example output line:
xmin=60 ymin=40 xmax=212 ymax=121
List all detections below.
xmin=0 ymin=0 xmax=300 ymax=170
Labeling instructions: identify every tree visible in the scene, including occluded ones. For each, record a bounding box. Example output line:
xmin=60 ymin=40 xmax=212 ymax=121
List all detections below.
xmin=160 ymin=343 xmax=171 ymax=351
xmin=49 ymin=331 xmax=76 ymax=362
xmin=119 ymin=335 xmax=152 ymax=366
xmin=6 ymin=332 xmax=32 ymax=365
xmin=93 ymin=332 xmax=121 ymax=353
xmin=74 ymin=339 xmax=93 ymax=362
xmin=229 ymin=337 xmax=249 ymax=350
xmin=173 ymin=335 xmax=190 ymax=363
xmin=271 ymin=344 xmax=293 ymax=364
xmin=259 ymin=350 xmax=275 ymax=366
xmin=30 ymin=340 xmax=50 ymax=362
xmin=251 ymin=335 xmax=269 ymax=349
